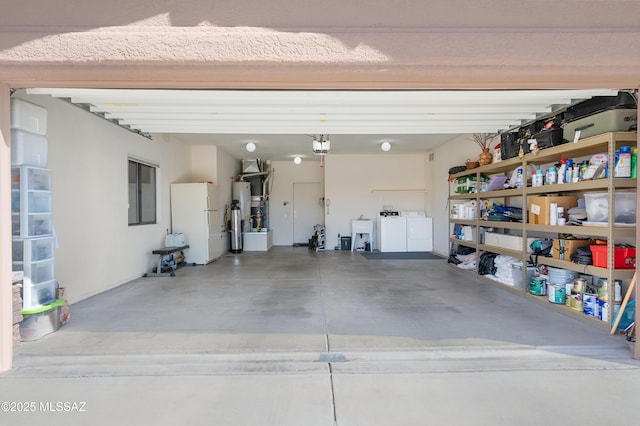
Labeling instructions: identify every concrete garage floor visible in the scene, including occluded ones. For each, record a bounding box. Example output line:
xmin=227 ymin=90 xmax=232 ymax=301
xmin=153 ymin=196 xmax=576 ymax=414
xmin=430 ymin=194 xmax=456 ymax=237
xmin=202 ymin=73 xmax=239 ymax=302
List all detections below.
xmin=2 ymin=247 xmax=640 ymax=425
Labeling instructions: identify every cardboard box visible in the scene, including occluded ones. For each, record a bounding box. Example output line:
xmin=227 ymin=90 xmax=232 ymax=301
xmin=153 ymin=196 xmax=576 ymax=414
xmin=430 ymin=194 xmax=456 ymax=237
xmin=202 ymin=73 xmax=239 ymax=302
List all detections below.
xmin=552 ymin=238 xmax=592 ymax=261
xmin=528 ymin=196 xmax=578 ymax=225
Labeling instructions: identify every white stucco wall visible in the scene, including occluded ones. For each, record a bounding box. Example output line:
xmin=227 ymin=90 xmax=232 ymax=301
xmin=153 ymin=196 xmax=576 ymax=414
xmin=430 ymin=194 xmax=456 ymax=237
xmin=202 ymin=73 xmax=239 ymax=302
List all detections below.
xmin=323 ymin=154 xmax=429 ymax=250
xmin=15 ymin=93 xmax=192 ymax=303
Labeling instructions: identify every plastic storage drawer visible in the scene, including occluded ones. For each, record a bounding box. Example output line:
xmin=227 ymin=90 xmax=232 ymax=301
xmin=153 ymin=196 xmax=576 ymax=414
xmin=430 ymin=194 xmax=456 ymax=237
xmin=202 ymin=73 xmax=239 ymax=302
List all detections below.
xmin=12 ymin=212 xmax=53 ymax=238
xmin=13 ymin=258 xmax=55 ymax=287
xmin=21 ymin=280 xmax=57 ymax=310
xmin=11 ymin=166 xmax=52 ymax=191
xmin=12 ymin=237 xmax=55 ymax=263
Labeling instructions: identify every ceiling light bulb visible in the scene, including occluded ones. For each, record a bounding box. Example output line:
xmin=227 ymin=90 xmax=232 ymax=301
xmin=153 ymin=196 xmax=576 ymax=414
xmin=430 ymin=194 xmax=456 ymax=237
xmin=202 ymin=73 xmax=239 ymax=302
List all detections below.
xmin=245 ymin=142 xmax=256 ymax=152
xmin=293 ymin=156 xmax=302 ymax=165
xmin=381 ymin=141 xmax=391 ymax=152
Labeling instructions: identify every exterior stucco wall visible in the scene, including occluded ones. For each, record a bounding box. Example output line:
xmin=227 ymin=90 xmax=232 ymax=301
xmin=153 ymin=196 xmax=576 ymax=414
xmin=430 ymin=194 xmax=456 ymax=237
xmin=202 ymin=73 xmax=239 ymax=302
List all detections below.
xmin=0 ymin=1 xmax=639 ymax=88
xmin=1 ymin=0 xmax=640 ymax=370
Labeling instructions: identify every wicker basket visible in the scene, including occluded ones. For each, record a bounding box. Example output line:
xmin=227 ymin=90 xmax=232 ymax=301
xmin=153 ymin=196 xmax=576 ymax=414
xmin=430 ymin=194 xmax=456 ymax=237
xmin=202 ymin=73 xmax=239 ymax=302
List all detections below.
xmin=466 ymin=160 xmax=480 ymax=169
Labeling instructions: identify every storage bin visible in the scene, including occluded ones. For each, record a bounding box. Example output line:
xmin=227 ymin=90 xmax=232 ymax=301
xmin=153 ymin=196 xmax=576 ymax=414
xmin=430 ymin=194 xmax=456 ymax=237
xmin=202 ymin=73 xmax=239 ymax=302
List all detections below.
xmin=27 ymin=191 xmax=52 ymax=213
xmin=10 ymin=98 xmax=47 ymax=135
xmin=12 ymin=213 xmax=53 ymax=238
xmin=20 ymin=280 xmax=57 ymax=310
xmin=584 ymin=191 xmax=636 ymax=224
xmin=511 ymin=263 xmax=536 ymax=289
xmin=590 ymin=245 xmax=636 ymax=269
xmin=13 ymin=258 xmax=55 ymax=287
xmin=12 ymin=237 xmax=55 ymax=263
xmin=12 ymin=166 xmax=52 ymax=191
xmin=10 ymin=129 xmax=48 ymax=167
xmin=19 ymin=299 xmax=64 ymax=341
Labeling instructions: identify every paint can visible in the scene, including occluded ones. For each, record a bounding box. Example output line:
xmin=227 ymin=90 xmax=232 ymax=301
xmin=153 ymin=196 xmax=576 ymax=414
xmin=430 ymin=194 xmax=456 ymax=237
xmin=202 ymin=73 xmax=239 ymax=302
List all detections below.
xmin=573 ymin=278 xmax=588 ymax=293
xmin=597 ymin=279 xmax=622 ymax=302
xmin=564 ymin=282 xmax=573 ymax=307
xmin=547 ymin=283 xmax=566 ymax=304
xmin=598 ymin=299 xmax=622 ymax=323
xmin=529 ymin=276 xmax=547 ymax=296
xmin=583 ymin=294 xmax=599 ymax=317
xmin=570 ymin=291 xmax=583 ymax=312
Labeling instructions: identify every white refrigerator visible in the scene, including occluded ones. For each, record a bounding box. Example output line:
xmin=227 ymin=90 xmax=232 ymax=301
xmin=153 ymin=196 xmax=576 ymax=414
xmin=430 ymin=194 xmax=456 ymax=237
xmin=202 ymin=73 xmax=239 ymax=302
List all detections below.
xmin=170 ymin=183 xmax=224 ymax=264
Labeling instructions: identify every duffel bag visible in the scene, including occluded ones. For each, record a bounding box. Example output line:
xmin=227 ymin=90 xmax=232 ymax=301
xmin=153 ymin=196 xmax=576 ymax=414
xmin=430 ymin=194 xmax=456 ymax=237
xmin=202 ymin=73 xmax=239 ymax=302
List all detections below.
xmin=531 ymin=127 xmax=566 ymax=149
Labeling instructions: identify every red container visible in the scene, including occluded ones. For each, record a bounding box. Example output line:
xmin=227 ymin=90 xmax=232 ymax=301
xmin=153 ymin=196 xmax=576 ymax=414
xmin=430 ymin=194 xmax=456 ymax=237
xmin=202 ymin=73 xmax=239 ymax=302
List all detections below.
xmin=590 ymin=245 xmax=636 ymax=269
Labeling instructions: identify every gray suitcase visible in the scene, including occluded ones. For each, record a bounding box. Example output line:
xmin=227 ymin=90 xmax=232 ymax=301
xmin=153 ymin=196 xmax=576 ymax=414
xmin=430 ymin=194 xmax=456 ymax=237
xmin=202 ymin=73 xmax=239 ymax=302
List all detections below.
xmin=563 ymin=108 xmax=637 ymax=141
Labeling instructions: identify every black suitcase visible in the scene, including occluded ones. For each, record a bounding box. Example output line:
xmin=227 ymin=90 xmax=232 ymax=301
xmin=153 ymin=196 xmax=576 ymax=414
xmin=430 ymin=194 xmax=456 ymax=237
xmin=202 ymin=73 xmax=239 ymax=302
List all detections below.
xmin=564 ymin=91 xmax=637 ymax=122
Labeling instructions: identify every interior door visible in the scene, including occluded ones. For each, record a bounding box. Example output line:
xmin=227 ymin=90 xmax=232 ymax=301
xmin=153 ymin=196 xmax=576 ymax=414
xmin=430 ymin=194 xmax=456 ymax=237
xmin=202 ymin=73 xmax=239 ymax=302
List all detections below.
xmin=293 ymin=182 xmax=323 ymax=245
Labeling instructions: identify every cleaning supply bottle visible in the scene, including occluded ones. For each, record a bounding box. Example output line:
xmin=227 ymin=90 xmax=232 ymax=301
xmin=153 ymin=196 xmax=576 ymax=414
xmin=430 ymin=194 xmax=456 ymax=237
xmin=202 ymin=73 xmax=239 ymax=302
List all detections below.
xmin=580 ymin=160 xmax=589 ymax=180
xmin=516 ymin=167 xmax=523 ymax=189
xmin=565 ymin=159 xmax=574 ymax=183
xmin=536 ymin=169 xmax=544 ymax=186
xmin=615 ymin=146 xmax=631 ymax=178
xmin=548 ymin=166 xmax=557 ymax=185
xmin=632 ymin=147 xmax=638 ymax=179
xmin=558 ymin=159 xmax=566 ymax=184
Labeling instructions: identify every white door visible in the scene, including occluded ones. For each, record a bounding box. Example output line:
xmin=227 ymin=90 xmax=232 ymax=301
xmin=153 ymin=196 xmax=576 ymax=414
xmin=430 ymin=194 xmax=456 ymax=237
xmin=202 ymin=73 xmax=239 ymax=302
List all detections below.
xmin=293 ymin=182 xmax=323 ymax=245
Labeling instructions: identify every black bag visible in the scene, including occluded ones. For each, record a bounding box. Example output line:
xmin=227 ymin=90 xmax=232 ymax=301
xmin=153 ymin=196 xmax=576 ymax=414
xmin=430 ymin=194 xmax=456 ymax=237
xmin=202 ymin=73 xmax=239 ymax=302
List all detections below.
xmin=449 ymin=165 xmax=467 ymax=175
xmin=500 ymin=132 xmax=520 ymax=159
xmin=531 ymin=127 xmax=565 ymax=149
xmin=478 ymin=252 xmax=498 ymax=275
xmin=564 ymin=91 xmax=637 ymax=122
xmin=530 ymin=240 xmax=552 ymax=256
xmin=456 ymin=245 xmax=476 ymax=256
xmin=571 ymin=246 xmax=593 ymax=265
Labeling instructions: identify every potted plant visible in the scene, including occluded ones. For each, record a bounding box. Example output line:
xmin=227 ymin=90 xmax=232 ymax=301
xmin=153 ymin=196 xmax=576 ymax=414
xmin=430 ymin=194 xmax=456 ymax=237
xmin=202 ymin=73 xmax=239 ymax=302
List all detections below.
xmin=470 ymin=133 xmax=493 ymax=166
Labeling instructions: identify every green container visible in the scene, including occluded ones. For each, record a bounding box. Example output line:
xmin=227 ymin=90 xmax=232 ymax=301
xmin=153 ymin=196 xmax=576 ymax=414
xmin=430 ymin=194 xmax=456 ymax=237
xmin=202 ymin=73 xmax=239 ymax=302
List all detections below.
xmin=529 ymin=276 xmax=547 ymax=296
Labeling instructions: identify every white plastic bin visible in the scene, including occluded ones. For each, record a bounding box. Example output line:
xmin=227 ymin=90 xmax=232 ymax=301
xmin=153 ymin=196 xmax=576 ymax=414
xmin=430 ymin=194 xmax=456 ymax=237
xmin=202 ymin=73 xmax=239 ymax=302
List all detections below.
xmin=10 ymin=129 xmax=48 ymax=167
xmin=584 ymin=191 xmax=637 ymax=224
xmin=511 ymin=263 xmax=536 ymax=289
xmin=10 ymin=98 xmax=47 ymax=135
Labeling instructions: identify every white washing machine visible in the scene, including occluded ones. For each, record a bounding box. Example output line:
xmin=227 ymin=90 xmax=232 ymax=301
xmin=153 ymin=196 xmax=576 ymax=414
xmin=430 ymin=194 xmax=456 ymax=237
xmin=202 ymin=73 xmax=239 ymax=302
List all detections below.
xmin=376 ymin=212 xmax=407 ymax=252
xmin=401 ymin=211 xmax=433 ymax=252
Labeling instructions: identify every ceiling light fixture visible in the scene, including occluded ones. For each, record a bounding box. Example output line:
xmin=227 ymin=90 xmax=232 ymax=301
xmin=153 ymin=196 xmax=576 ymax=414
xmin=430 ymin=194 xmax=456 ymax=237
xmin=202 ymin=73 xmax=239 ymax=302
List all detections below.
xmin=293 ymin=156 xmax=302 ymax=165
xmin=245 ymin=141 xmax=256 ymax=152
xmin=381 ymin=141 xmax=391 ymax=152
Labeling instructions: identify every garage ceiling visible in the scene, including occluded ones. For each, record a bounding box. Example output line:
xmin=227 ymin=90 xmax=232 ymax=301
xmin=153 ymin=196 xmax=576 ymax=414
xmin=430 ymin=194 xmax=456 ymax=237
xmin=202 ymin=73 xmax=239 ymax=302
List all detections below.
xmin=27 ymin=88 xmax=618 ymax=160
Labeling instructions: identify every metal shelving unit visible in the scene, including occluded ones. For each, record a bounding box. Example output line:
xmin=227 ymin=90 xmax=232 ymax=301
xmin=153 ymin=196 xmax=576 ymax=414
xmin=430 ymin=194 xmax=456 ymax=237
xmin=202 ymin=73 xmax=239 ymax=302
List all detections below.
xmin=448 ymin=131 xmax=637 ymax=328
